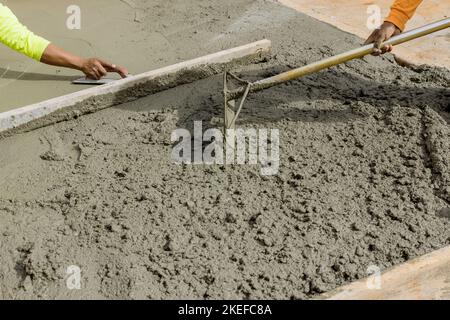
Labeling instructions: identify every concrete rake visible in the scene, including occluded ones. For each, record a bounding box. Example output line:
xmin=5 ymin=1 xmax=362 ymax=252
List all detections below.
xmin=223 ymin=18 xmax=450 ymax=131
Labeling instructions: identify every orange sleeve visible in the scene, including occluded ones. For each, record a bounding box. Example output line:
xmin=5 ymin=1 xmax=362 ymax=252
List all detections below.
xmin=385 ymin=0 xmax=423 ymax=31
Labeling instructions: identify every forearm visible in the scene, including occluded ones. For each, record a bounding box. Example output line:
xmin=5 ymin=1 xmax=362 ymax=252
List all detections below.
xmin=41 ymin=44 xmax=129 ymax=79
xmin=385 ymin=0 xmax=423 ymax=31
xmin=40 ymin=44 xmax=84 ymax=70
xmin=1 ymin=3 xmax=127 ymax=79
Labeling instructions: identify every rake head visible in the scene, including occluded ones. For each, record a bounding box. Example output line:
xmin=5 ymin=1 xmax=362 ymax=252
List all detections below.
xmin=223 ymin=71 xmax=252 ymax=132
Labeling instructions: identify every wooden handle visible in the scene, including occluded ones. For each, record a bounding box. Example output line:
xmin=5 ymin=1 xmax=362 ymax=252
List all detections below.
xmin=227 ymin=18 xmax=450 ymax=100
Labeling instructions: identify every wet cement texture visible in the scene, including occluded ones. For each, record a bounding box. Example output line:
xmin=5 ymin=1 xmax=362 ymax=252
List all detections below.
xmin=0 ymin=0 xmax=449 ymax=299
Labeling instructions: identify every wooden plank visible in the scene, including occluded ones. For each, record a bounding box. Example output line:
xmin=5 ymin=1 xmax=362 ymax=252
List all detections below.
xmin=0 ymin=40 xmax=271 ymax=136
xmin=321 ymin=245 xmax=450 ymax=300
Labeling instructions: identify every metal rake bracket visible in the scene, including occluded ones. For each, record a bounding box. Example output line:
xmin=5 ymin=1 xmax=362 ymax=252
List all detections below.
xmin=223 ymin=71 xmax=252 ymax=132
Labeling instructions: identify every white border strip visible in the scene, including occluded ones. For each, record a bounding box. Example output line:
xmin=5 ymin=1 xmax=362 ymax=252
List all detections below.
xmin=0 ymin=39 xmax=271 ymax=134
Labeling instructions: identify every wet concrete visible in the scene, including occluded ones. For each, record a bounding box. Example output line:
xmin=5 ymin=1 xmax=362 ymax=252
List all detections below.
xmin=0 ymin=0 xmax=449 ymax=299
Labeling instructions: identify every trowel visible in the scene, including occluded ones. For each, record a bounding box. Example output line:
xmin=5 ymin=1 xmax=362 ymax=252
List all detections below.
xmin=72 ymin=73 xmax=131 ymax=85
xmin=223 ymin=18 xmax=450 ymax=131
xmin=72 ymin=77 xmax=117 ymax=85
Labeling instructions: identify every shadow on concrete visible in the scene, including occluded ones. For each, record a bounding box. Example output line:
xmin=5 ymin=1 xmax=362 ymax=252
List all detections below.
xmin=0 ymin=67 xmax=78 ymax=81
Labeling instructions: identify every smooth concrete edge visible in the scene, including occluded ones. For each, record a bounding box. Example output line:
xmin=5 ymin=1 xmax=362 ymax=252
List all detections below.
xmin=0 ymin=39 xmax=271 ymax=135
xmin=321 ymin=245 xmax=450 ymax=300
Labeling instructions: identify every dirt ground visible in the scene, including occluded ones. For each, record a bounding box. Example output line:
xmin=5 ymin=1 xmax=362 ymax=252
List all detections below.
xmin=0 ymin=0 xmax=449 ymax=299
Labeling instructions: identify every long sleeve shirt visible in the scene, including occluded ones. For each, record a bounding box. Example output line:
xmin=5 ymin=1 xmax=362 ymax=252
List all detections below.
xmin=0 ymin=3 xmax=50 ymax=61
xmin=385 ymin=0 xmax=423 ymax=31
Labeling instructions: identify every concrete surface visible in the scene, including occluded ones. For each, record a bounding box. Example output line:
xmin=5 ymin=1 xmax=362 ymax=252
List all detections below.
xmin=0 ymin=40 xmax=271 ymax=134
xmin=279 ymin=0 xmax=449 ymax=68
xmin=0 ymin=0 xmax=267 ymax=112
xmin=1 ymin=1 xmax=448 ymax=113
xmin=0 ymin=0 xmax=449 ymax=300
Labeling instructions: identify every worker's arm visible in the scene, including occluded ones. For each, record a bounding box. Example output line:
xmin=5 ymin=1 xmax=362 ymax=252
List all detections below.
xmin=41 ymin=44 xmax=128 ymax=79
xmin=0 ymin=3 xmax=127 ymax=79
xmin=364 ymin=0 xmax=423 ymax=55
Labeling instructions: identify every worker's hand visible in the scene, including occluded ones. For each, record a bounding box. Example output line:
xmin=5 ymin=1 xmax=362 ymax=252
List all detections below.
xmin=364 ymin=22 xmax=401 ymax=56
xmin=80 ymin=58 xmax=129 ymax=80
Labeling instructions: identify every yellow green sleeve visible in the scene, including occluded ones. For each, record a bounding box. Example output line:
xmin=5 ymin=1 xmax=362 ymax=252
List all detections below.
xmin=0 ymin=3 xmax=50 ymax=61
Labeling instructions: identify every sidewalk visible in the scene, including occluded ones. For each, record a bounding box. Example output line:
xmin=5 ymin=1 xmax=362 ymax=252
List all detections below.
xmin=279 ymin=0 xmax=449 ymax=68
xmin=322 ymin=246 xmax=450 ymax=300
